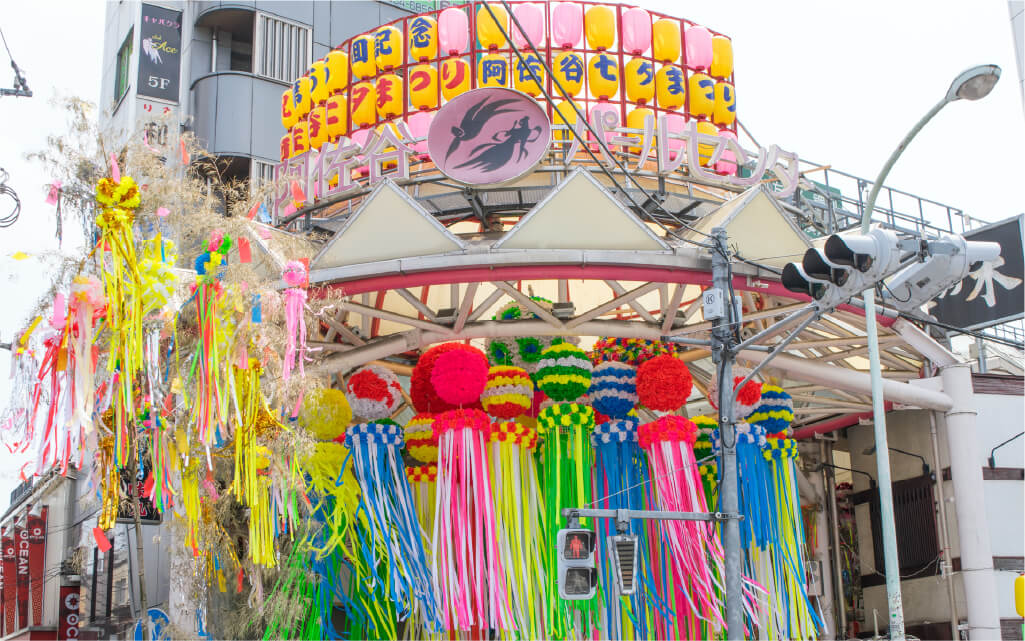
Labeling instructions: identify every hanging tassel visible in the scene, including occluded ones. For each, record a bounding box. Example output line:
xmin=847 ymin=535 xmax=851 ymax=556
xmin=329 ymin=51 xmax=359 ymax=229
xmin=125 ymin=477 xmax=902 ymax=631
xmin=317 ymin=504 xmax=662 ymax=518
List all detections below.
xmin=281 ymin=261 xmax=308 ymax=382
xmin=345 ymin=420 xmax=441 ymax=630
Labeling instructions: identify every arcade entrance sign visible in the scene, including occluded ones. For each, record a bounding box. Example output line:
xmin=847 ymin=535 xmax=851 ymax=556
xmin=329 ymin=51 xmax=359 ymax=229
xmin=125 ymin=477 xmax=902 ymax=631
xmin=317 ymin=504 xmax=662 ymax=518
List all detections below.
xmin=272 ymin=102 xmax=799 ymax=220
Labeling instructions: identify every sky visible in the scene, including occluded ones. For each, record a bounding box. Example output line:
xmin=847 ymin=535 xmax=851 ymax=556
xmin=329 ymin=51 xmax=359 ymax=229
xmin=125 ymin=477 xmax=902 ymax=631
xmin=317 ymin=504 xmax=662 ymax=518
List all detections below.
xmin=0 ymin=0 xmax=1023 ymax=501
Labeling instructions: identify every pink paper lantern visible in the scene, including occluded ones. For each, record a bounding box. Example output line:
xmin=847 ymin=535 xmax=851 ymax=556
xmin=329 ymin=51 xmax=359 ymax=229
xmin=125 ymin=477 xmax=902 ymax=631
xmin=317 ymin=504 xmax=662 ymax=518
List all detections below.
xmin=406 ymin=110 xmax=433 ymax=155
xmin=715 ymin=128 xmax=738 ymax=176
xmin=511 ymin=3 xmax=545 ymax=49
xmin=551 ymin=2 xmax=582 ymax=49
xmin=685 ymin=25 xmax=713 ymax=70
xmin=439 ymin=7 xmax=469 ymax=55
xmin=621 ymin=7 xmax=652 ymax=55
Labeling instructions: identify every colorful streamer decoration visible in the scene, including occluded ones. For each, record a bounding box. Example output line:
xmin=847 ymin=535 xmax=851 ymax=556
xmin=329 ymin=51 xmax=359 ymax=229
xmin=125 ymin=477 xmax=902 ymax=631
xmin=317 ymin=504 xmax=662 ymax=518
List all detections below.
xmin=639 ymin=416 xmax=727 ymax=635
xmin=281 ymin=260 xmax=308 ymax=381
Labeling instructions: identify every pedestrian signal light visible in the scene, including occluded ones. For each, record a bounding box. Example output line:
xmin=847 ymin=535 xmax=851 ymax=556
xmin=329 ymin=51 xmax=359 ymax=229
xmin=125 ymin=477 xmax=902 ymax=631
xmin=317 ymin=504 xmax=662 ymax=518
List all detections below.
xmin=557 ymin=528 xmax=597 ymax=600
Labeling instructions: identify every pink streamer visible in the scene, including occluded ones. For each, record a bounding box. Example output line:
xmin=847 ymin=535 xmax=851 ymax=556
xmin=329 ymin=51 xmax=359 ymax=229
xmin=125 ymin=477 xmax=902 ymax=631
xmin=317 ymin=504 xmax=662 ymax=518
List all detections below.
xmin=282 ymin=287 xmax=307 ymax=381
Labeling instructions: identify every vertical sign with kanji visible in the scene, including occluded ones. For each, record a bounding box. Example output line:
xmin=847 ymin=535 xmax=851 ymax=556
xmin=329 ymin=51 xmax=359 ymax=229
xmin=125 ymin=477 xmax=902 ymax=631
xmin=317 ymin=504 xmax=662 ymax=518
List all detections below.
xmin=1 ymin=530 xmax=15 ymax=633
xmin=15 ymin=518 xmax=28 ymax=629
xmin=137 ymin=4 xmax=182 ymax=103
xmin=28 ymin=507 xmax=47 ymax=626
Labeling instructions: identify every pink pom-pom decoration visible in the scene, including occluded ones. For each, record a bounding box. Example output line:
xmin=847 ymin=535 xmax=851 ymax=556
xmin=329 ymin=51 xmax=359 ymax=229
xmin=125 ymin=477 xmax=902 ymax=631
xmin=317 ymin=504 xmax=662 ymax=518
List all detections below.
xmin=636 ymin=354 xmax=693 ymax=412
xmin=208 ymin=229 xmax=224 ymax=252
xmin=282 ymin=260 xmax=308 ymax=287
xmin=638 ymin=415 xmax=698 ymax=449
xmin=346 ymin=364 xmax=403 ymax=420
xmin=430 ymin=346 xmax=489 ymax=406
xmin=432 ymin=408 xmax=491 ymax=439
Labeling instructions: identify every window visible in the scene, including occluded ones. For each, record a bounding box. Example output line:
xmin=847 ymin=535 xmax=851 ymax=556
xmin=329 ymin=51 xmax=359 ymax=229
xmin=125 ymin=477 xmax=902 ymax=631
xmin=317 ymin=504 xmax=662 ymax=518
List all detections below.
xmin=255 ymin=13 xmax=311 ymax=83
xmin=114 ymin=28 xmax=134 ymax=103
xmin=854 ymin=474 xmax=940 ymax=583
xmin=252 ymin=159 xmax=276 ymax=222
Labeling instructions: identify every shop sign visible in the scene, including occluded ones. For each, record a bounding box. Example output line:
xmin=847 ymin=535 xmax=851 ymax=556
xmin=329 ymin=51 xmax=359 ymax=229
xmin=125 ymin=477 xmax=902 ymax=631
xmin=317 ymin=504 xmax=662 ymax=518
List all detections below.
xmin=28 ymin=507 xmax=47 ymax=626
xmin=2 ymin=532 xmax=15 ymax=633
xmin=273 ymin=104 xmax=799 ymax=218
xmin=428 ymin=88 xmax=552 ymax=186
xmin=57 ymin=584 xmax=80 ymax=640
xmin=137 ymin=4 xmax=182 ymax=103
xmin=15 ymin=520 xmax=27 ymax=628
xmin=927 ymin=214 xmax=1024 ymax=329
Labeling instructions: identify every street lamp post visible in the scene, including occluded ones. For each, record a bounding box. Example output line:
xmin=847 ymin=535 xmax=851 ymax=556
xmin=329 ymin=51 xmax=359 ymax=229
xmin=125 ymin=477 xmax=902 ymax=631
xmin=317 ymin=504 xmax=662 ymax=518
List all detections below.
xmin=858 ymin=64 xmax=1000 ymax=641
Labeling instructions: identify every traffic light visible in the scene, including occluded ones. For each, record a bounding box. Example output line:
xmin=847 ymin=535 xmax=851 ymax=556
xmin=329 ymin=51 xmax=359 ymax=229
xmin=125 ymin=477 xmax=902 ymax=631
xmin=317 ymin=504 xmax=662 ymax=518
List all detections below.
xmin=882 ymin=233 xmax=1000 ymax=312
xmin=782 ymin=227 xmax=902 ymax=310
xmin=557 ymin=528 xmax=598 ymax=600
xmin=608 ymin=534 xmax=639 ymax=595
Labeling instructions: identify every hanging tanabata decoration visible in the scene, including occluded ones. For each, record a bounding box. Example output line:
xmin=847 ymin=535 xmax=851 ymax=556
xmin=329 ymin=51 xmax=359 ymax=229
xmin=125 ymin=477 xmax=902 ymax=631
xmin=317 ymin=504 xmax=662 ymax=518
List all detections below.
xmin=482 ymin=365 xmax=546 ymax=637
xmin=589 ymin=361 xmax=668 ymax=639
xmin=344 ymin=364 xmax=441 ymax=630
xmin=430 ymin=347 xmax=513 ymax=633
xmin=535 ymin=342 xmax=599 ymax=637
xmin=281 ymin=260 xmax=308 ymax=382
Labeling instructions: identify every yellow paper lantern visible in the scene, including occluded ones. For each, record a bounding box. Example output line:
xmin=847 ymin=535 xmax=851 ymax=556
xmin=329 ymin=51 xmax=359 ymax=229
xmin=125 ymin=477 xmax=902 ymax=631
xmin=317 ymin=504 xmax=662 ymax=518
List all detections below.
xmin=711 ymin=35 xmax=733 ymax=78
xmin=1015 ymin=573 xmax=1024 ymax=617
xmin=513 ymin=53 xmax=546 ymax=97
xmin=652 ymin=18 xmax=681 ymax=63
xmin=376 ymin=73 xmax=403 ymax=120
xmin=552 ymin=52 xmax=584 ymax=97
xmin=552 ymin=100 xmax=578 ymax=143
xmin=713 ymin=82 xmax=736 ymax=126
xmin=476 ymin=3 xmax=508 ymax=50
xmin=292 ymin=76 xmax=313 ymax=119
xmin=325 ymin=94 xmax=348 ymax=139
xmin=350 ymin=80 xmax=377 ymax=128
xmin=409 ymin=15 xmax=438 ymax=61
xmin=280 ymin=134 xmax=292 ymax=161
xmin=625 ymin=57 xmax=655 ymax=104
xmin=478 ymin=53 xmax=508 ymax=88
xmin=626 ymin=107 xmax=654 ymax=154
xmin=441 ymin=58 xmax=471 ymax=100
xmin=309 ymin=60 xmax=330 ymax=105
xmin=375 ymin=25 xmax=402 ymax=72
xmin=291 ymin=120 xmax=309 ymax=157
xmin=308 ymin=105 xmax=328 ymax=149
xmin=688 ymin=72 xmax=715 ymax=118
xmin=585 ymin=5 xmax=615 ymax=51
xmin=656 ymin=64 xmax=685 ymax=110
xmin=588 ymin=52 xmax=619 ymax=99
xmin=281 ymin=88 xmax=297 ymax=130
xmin=696 ymin=120 xmax=718 ymax=165
xmin=350 ymin=34 xmax=376 ymax=80
xmin=325 ymin=50 xmax=350 ymax=94
xmin=409 ymin=63 xmax=439 ymax=110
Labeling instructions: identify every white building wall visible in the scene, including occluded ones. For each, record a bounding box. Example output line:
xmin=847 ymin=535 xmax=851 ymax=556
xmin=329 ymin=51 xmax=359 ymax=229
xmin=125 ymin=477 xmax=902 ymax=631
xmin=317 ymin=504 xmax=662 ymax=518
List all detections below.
xmin=847 ymin=390 xmax=1024 ymax=627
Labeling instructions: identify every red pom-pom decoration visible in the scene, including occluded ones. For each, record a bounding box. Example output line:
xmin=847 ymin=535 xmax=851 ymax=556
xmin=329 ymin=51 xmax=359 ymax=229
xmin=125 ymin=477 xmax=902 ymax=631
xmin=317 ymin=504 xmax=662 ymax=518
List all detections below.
xmin=411 ymin=343 xmax=486 ymax=413
xmin=707 ymin=374 xmax=764 ymax=421
xmin=430 ymin=347 xmax=489 ymax=406
xmin=345 ymin=364 xmax=403 ymax=420
xmin=638 ymin=415 xmax=698 ymax=449
xmin=636 ymin=355 xmax=693 ymax=412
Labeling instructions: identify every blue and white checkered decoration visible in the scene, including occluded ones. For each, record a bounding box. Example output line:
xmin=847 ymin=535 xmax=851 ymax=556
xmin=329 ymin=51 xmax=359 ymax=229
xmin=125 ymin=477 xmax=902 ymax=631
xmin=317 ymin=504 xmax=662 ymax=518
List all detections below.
xmin=588 ymin=361 xmax=638 ymax=418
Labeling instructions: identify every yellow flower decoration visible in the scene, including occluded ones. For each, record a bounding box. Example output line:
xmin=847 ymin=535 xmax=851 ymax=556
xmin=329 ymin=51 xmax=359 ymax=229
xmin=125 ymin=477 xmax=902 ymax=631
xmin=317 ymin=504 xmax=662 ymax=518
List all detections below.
xmin=95 ymin=175 xmax=141 ymax=210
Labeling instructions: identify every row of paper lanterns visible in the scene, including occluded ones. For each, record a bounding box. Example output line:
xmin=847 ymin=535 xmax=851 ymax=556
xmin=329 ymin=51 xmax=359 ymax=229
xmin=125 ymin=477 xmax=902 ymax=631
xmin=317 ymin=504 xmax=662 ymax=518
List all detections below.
xmin=280 ymin=100 xmax=740 ymax=180
xmin=280 ymin=54 xmax=736 ymax=129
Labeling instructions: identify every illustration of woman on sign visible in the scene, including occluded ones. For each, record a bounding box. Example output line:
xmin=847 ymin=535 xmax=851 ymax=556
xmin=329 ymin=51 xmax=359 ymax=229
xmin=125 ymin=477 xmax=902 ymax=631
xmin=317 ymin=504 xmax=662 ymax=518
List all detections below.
xmin=454 ymin=116 xmax=543 ymax=174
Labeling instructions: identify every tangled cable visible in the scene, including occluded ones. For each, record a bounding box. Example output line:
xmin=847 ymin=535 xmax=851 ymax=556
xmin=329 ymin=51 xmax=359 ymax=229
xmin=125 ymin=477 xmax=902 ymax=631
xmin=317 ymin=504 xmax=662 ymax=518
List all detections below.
xmin=0 ymin=168 xmax=21 ymax=228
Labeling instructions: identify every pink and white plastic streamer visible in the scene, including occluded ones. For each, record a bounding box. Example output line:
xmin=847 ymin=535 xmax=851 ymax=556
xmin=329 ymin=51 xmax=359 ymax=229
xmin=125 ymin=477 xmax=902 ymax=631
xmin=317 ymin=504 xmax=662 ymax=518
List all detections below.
xmin=431 ymin=409 xmax=513 ymax=633
xmin=281 ymin=261 xmax=308 ymax=382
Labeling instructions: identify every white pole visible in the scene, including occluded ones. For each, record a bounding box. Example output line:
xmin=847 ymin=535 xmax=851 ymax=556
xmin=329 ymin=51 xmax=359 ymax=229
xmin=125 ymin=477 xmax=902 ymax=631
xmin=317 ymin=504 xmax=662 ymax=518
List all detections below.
xmin=938 ymin=362 xmax=1001 ymax=638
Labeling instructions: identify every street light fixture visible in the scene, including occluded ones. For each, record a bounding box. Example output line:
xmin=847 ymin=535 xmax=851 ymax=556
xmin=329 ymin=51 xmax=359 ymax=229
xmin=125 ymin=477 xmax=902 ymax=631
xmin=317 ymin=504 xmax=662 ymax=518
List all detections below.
xmin=862 ymin=444 xmax=931 ymax=479
xmin=858 ymin=63 xmax=1000 ymax=641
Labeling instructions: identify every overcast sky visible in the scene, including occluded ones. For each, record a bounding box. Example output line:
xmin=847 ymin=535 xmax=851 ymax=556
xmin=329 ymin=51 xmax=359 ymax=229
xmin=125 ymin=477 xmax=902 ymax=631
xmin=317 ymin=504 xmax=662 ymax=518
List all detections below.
xmin=0 ymin=0 xmax=1022 ymax=500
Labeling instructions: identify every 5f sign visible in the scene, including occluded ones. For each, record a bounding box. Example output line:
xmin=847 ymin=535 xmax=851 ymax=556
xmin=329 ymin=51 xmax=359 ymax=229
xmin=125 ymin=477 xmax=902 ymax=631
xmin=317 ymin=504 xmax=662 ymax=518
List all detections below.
xmin=137 ymin=4 xmax=182 ymax=103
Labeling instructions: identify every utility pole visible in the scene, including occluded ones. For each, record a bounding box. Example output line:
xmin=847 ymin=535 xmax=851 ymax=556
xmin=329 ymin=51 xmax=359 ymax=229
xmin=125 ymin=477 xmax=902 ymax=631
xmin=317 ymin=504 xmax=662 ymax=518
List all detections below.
xmin=710 ymin=227 xmax=743 ymax=639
